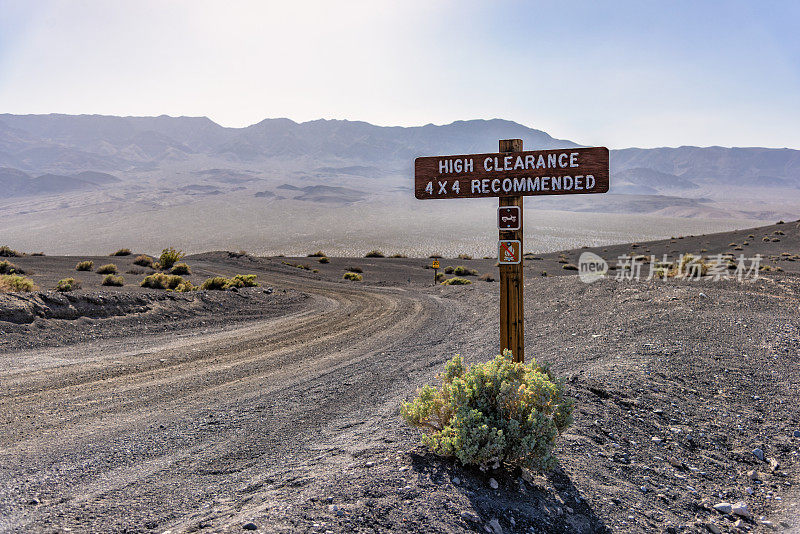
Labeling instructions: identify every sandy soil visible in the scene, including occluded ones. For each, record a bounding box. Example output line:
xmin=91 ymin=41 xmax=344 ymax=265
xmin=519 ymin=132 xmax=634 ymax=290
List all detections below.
xmin=1 ymin=223 xmax=799 ymax=533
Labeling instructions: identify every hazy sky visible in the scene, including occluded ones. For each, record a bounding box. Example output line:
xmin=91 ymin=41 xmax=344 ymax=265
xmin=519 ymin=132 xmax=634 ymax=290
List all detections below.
xmin=1 ymin=0 xmax=798 ymax=149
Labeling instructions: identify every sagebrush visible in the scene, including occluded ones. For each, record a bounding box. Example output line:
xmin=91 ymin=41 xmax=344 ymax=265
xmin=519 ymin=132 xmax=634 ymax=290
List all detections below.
xmin=170 ymin=262 xmax=191 ymax=275
xmin=0 ymin=274 xmax=36 ymax=292
xmin=97 ymin=264 xmax=118 ymax=275
xmin=102 ymin=274 xmax=124 ymax=286
xmin=75 ymin=261 xmax=94 ymax=271
xmin=55 ymin=278 xmax=80 ymax=292
xmin=401 ymin=351 xmax=573 ymax=471
xmin=141 ymin=273 xmax=187 ymax=290
xmin=159 ymin=247 xmax=185 ymax=270
xmin=343 ymin=272 xmax=363 ymax=281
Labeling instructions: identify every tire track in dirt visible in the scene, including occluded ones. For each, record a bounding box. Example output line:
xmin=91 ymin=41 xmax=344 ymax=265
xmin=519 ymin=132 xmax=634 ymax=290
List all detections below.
xmin=0 ymin=267 xmax=460 ymax=532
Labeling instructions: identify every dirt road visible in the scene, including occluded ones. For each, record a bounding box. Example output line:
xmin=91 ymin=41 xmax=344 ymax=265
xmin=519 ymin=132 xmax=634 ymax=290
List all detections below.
xmin=0 ymin=259 xmax=475 ymax=532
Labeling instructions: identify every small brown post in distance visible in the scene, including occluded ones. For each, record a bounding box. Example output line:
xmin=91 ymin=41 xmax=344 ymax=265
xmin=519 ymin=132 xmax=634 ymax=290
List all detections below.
xmin=498 ymin=139 xmax=524 ymax=362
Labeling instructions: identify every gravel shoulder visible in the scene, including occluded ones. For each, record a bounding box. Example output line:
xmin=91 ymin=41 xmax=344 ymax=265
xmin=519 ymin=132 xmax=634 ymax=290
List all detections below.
xmin=1 ymin=227 xmax=800 ymax=533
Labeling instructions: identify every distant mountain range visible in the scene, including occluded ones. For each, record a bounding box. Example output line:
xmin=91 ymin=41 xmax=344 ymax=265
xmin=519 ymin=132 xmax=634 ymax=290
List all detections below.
xmin=0 ymin=113 xmax=799 ymax=237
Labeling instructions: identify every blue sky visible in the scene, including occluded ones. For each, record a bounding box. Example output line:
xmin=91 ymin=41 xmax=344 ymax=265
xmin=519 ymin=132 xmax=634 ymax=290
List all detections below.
xmin=0 ymin=0 xmax=798 ymax=149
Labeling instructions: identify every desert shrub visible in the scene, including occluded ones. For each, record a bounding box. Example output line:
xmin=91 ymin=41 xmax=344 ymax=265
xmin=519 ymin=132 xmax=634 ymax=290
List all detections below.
xmin=562 ymin=264 xmax=578 ymax=271
xmin=435 ymin=272 xmax=445 ymax=282
xmin=444 ymin=266 xmax=455 ymax=274
xmin=0 ymin=260 xmax=23 ymax=274
xmin=390 ymin=253 xmax=408 ymax=258
xmin=200 ymin=276 xmax=229 ymax=290
xmin=97 ymin=263 xmax=118 ymax=275
xmin=772 ymin=238 xmax=781 ymax=242
xmin=441 ymin=277 xmax=471 ymax=285
xmin=343 ymin=272 xmax=363 ymax=281
xmin=401 ymin=350 xmax=573 ymax=471
xmin=228 ymin=250 xmax=249 ymax=258
xmin=453 ymin=266 xmax=478 ymax=276
xmin=133 ymin=255 xmax=155 ymax=268
xmin=478 ymin=273 xmax=495 ymax=282
xmin=308 ymin=250 xmax=327 ymax=257
xmin=774 ymin=230 xmax=786 ymax=235
xmin=318 ymin=257 xmax=330 ymax=264
xmin=170 ymin=262 xmax=191 ymax=275
xmin=102 ymin=274 xmax=124 ymax=286
xmin=429 ymin=253 xmax=443 ymax=259
xmin=159 ymin=247 xmax=185 ymax=270
xmin=31 ymin=252 xmax=45 ymax=256
xmin=141 ymin=273 xmax=186 ymax=290
xmin=312 ymin=268 xmax=319 ymax=273
xmin=541 ymin=271 xmax=548 ymax=276
xmin=0 ymin=245 xmax=21 ymax=257
xmin=110 ymin=248 xmax=131 ymax=256
xmin=457 ymin=253 xmax=473 ymax=260
xmin=55 ymin=278 xmax=80 ymax=292
xmin=75 ymin=261 xmax=94 ymax=271
xmin=0 ymin=274 xmax=36 ymax=292
xmin=227 ymin=274 xmax=259 ymax=288
xmin=175 ymin=280 xmax=195 ymax=292
xmin=346 ymin=266 xmax=363 ymax=273
xmin=365 ymin=250 xmax=385 ymax=258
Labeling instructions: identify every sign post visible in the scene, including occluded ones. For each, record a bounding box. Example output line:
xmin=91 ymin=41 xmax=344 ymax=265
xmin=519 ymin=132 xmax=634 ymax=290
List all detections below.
xmin=432 ymin=259 xmax=440 ymax=285
xmin=414 ymin=141 xmax=609 ymax=362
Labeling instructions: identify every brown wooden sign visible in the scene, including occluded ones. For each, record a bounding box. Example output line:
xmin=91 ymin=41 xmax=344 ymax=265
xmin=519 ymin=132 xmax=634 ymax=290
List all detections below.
xmin=414 ymin=146 xmax=609 ymax=199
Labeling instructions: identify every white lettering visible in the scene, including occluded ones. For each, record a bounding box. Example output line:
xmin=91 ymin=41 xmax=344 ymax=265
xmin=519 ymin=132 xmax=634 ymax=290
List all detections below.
xmin=586 ymin=175 xmax=595 ymax=189
xmin=484 ymin=157 xmax=493 ymax=171
xmin=454 ymin=159 xmax=462 ymax=173
xmin=502 ymin=178 xmax=512 ymax=192
xmin=542 ymin=177 xmax=550 ymax=190
xmin=438 ymin=181 xmax=447 ymax=194
xmin=491 ymin=179 xmax=501 ymax=193
xmin=494 ymin=157 xmax=501 ymax=170
xmin=552 ymin=176 xmax=561 ymax=190
xmin=471 ymin=180 xmax=481 ymax=193
xmin=425 ymin=181 xmax=433 ymax=194
xmin=548 ymin=154 xmax=557 ymax=168
xmin=563 ymin=175 xmax=573 ymax=190
xmin=513 ymin=177 xmax=526 ymax=191
xmin=464 ymin=158 xmax=474 ymax=172
xmin=438 ymin=160 xmax=448 ymax=174
xmin=525 ymin=155 xmax=535 ymax=169
xmin=574 ymin=176 xmax=583 ymax=190
xmin=514 ymin=156 xmax=524 ymax=170
xmin=558 ymin=153 xmax=568 ymax=168
xmin=504 ymin=156 xmax=512 ymax=170
xmin=537 ymin=155 xmax=545 ymax=169
xmin=569 ymin=152 xmax=579 ymax=168
xmin=529 ymin=177 xmax=540 ymax=191
xmin=452 ymin=180 xmax=460 ymax=194
xmin=482 ymin=179 xmax=490 ymax=193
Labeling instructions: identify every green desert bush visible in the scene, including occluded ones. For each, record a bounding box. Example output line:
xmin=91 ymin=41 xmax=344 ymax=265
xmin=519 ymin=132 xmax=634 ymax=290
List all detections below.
xmin=101 ymin=274 xmax=124 ymax=286
xmin=133 ymin=255 xmax=155 ymax=268
xmin=0 ymin=274 xmax=36 ymax=292
xmin=97 ymin=264 xmax=118 ymax=275
xmin=174 ymin=280 xmax=195 ymax=292
xmin=307 ymin=250 xmax=327 ymax=257
xmin=453 ymin=266 xmax=478 ymax=276
xmin=435 ymin=272 xmax=445 ymax=282
xmin=562 ymin=264 xmax=578 ymax=271
xmin=170 ymin=262 xmax=191 ymax=275
xmin=444 ymin=266 xmax=455 ymax=274
xmin=141 ymin=273 xmax=186 ymax=290
xmin=0 ymin=245 xmax=22 ymax=257
xmin=400 ymin=350 xmax=573 ymax=471
xmin=441 ymin=277 xmax=471 ymax=285
xmin=75 ymin=261 xmax=94 ymax=271
xmin=343 ymin=272 xmax=363 ymax=281
xmin=55 ymin=278 xmax=80 ymax=292
xmin=200 ymin=276 xmax=229 ymax=290
xmin=457 ymin=253 xmax=473 ymax=260
xmin=318 ymin=257 xmax=330 ymax=264
xmin=365 ymin=250 xmax=385 ymax=258
xmin=110 ymin=248 xmax=131 ymax=256
xmin=0 ymin=260 xmax=23 ymax=274
xmin=159 ymin=247 xmax=185 ymax=270
xmin=227 ymin=274 xmax=259 ymax=288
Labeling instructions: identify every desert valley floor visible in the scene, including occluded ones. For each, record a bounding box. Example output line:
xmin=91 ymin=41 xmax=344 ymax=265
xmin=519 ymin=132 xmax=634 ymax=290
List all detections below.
xmin=1 ymin=222 xmax=800 ymax=533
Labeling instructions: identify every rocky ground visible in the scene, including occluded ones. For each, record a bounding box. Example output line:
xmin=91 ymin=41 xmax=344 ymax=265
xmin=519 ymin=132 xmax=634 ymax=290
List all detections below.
xmin=1 ymin=222 xmax=799 ymax=533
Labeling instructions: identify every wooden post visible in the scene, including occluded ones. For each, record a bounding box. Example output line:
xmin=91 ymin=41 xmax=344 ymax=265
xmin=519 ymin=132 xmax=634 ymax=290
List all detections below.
xmin=499 ymin=138 xmax=524 ymax=362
